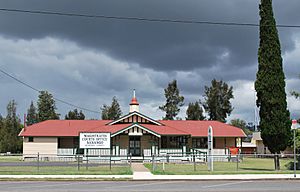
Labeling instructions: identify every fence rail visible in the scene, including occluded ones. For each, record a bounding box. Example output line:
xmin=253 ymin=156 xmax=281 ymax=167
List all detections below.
xmin=1 ymin=153 xmax=300 ymax=175
xmin=0 ymin=153 xmax=132 ymax=175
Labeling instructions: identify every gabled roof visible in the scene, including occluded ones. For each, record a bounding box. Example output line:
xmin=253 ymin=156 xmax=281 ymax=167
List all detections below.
xmin=19 ymin=119 xmax=246 ymax=138
xmin=107 ymin=111 xmax=162 ymax=126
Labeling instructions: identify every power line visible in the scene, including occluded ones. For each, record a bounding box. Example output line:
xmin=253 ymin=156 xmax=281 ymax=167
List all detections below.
xmin=0 ymin=8 xmax=300 ymax=28
xmin=0 ymin=68 xmax=101 ymax=114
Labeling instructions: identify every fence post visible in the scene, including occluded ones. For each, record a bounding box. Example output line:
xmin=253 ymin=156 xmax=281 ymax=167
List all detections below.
xmin=77 ymin=154 xmax=80 ymax=171
xmin=236 ymin=154 xmax=239 ymax=171
xmin=193 ymin=153 xmax=196 ymax=171
xmin=86 ymin=149 xmax=88 ymax=171
xmin=37 ymin=152 xmax=40 ymax=173
xmin=152 ymin=154 xmax=155 ymax=172
xmin=109 ymin=153 xmax=112 ymax=171
xmin=129 ymin=153 xmax=132 ymax=168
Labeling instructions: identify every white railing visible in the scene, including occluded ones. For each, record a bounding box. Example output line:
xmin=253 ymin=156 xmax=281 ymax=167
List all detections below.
xmin=159 ymin=148 xmax=182 ymax=156
xmin=120 ymin=149 xmax=127 ymax=156
xmin=87 ymin=149 xmax=110 ymax=156
xmin=57 ymin=148 xmax=76 ymax=156
xmin=191 ymin=148 xmax=229 ymax=161
xmin=143 ymin=149 xmax=152 ymax=156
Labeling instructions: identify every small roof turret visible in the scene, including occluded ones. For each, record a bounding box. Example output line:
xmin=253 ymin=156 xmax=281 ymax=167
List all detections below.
xmin=129 ymin=89 xmax=139 ymax=112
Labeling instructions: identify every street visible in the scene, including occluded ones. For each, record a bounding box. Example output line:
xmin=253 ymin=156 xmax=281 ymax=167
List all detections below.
xmin=1 ymin=180 xmax=300 ymax=192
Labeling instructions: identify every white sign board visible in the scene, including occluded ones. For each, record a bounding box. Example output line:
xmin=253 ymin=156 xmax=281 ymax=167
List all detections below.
xmin=208 ymin=126 xmax=213 ymax=171
xmin=79 ymin=132 xmax=111 ymax=149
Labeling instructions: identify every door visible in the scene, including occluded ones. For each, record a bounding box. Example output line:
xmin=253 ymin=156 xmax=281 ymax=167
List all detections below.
xmin=129 ymin=136 xmax=141 ymax=156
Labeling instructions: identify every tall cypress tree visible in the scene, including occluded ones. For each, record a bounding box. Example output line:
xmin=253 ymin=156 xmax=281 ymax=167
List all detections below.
xmin=255 ymin=0 xmax=291 ymax=170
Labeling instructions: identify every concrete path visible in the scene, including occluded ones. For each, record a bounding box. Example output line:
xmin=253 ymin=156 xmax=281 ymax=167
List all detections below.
xmin=131 ymin=163 xmax=150 ymax=172
xmin=131 ymin=163 xmax=154 ymax=180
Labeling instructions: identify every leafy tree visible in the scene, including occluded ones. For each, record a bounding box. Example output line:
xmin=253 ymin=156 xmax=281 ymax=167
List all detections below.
xmin=203 ymin=79 xmax=234 ymax=122
xmin=255 ymin=0 xmax=291 ymax=170
xmin=291 ymin=74 xmax=300 ymax=99
xmin=101 ymin=96 xmax=122 ymax=120
xmin=65 ymin=109 xmax=85 ymax=120
xmin=37 ymin=91 xmax=59 ymax=122
xmin=292 ymin=91 xmax=300 ymax=99
xmin=0 ymin=100 xmax=22 ymax=153
xmin=26 ymin=101 xmax=38 ymax=126
xmin=186 ymin=101 xmax=205 ymax=120
xmin=101 ymin=105 xmax=110 ymax=120
xmin=159 ymin=80 xmax=184 ymax=120
xmin=230 ymin=118 xmax=252 ymax=136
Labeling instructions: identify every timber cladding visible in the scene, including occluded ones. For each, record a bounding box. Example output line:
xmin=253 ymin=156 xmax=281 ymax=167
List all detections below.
xmin=23 ymin=137 xmax=58 ymax=156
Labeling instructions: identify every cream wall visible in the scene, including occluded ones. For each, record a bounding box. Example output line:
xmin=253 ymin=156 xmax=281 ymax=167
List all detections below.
xmin=23 ymin=137 xmax=58 ymax=156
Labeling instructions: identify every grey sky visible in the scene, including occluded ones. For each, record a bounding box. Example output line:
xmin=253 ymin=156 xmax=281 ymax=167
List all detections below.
xmin=0 ymin=0 xmax=299 ymax=122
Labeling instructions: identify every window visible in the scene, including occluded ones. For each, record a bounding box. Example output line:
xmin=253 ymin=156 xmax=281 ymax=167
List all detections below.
xmin=28 ymin=137 xmax=34 ymax=142
xmin=192 ymin=138 xmax=216 ymax=148
xmin=161 ymin=136 xmax=188 ymax=148
xmin=192 ymin=138 xmax=207 ymax=148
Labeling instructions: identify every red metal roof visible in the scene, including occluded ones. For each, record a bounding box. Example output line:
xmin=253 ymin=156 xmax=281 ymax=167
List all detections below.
xmin=19 ymin=120 xmax=110 ymax=137
xmin=19 ymin=119 xmax=246 ymax=137
xmin=159 ymin=120 xmax=246 ymax=137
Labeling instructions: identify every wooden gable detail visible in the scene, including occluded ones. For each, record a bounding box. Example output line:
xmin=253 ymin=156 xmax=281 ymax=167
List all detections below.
xmin=108 ymin=111 xmax=162 ymax=126
xmin=120 ymin=114 xmax=151 ymax=124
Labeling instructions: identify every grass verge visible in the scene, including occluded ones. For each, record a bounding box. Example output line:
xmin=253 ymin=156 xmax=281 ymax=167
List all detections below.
xmin=0 ymin=166 xmax=132 ymax=175
xmin=144 ymin=157 xmax=298 ymax=175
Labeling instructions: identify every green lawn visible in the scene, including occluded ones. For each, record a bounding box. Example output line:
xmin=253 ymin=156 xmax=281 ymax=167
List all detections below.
xmin=0 ymin=165 xmax=132 ymax=175
xmin=0 ymin=156 xmax=132 ymax=175
xmin=144 ymin=157 xmax=298 ymax=175
xmin=0 ymin=156 xmax=22 ymax=162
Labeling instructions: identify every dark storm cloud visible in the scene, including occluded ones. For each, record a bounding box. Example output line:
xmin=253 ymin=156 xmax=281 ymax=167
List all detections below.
xmin=0 ymin=0 xmax=300 ymax=121
xmin=0 ymin=0 xmax=299 ymax=75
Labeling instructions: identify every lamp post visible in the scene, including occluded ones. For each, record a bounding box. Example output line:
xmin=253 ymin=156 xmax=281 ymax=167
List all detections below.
xmin=292 ymin=119 xmax=299 ymax=178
